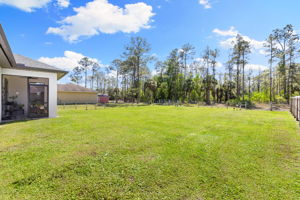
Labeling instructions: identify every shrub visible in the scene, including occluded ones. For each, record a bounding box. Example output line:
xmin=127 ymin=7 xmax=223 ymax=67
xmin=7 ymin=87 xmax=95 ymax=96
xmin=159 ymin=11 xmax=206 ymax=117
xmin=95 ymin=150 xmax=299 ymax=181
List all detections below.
xmin=251 ymin=92 xmax=269 ymax=103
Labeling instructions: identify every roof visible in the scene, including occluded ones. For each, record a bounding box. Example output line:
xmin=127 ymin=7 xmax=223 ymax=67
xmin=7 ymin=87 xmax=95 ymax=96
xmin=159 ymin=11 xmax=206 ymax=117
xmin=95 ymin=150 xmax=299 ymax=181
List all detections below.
xmin=0 ymin=24 xmax=16 ymax=68
xmin=14 ymin=54 xmax=67 ymax=79
xmin=0 ymin=24 xmax=67 ymax=80
xmin=58 ymin=84 xmax=98 ymax=93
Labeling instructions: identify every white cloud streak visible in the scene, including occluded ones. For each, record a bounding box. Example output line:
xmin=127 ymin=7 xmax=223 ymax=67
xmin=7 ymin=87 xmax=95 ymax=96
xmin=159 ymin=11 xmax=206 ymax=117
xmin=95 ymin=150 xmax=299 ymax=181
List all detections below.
xmin=47 ymin=0 xmax=155 ymax=42
xmin=199 ymin=0 xmax=211 ymax=9
xmin=57 ymin=0 xmax=70 ymax=8
xmin=212 ymin=26 xmax=265 ymax=53
xmin=245 ymin=64 xmax=267 ymax=71
xmin=213 ymin=26 xmax=238 ymax=37
xmin=194 ymin=57 xmax=223 ymax=68
xmin=0 ymin=0 xmax=69 ymax=12
xmin=0 ymin=0 xmax=51 ymax=12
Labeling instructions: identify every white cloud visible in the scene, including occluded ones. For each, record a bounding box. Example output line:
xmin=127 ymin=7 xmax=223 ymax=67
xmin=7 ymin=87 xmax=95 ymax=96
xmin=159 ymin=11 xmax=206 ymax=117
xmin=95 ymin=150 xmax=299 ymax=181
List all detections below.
xmin=259 ymin=49 xmax=268 ymax=55
xmin=38 ymin=50 xmax=99 ymax=71
xmin=219 ymin=35 xmax=265 ymax=50
xmin=213 ymin=26 xmax=265 ymax=53
xmin=47 ymin=0 xmax=155 ymax=42
xmin=44 ymin=41 xmax=53 ymax=45
xmin=107 ymin=70 xmax=117 ymax=78
xmin=213 ymin=26 xmax=238 ymax=37
xmin=194 ymin=57 xmax=223 ymax=68
xmin=216 ymin=61 xmax=223 ymax=68
xmin=0 ymin=0 xmax=51 ymax=12
xmin=199 ymin=0 xmax=211 ymax=9
xmin=151 ymin=69 xmax=158 ymax=77
xmin=57 ymin=0 xmax=70 ymax=8
xmin=0 ymin=0 xmax=69 ymax=12
xmin=245 ymin=64 xmax=267 ymax=71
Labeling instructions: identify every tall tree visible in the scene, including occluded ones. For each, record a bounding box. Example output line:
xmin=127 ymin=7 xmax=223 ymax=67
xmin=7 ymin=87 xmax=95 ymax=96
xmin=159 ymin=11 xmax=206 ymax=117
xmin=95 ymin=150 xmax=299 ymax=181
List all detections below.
xmin=287 ymin=30 xmax=299 ymax=100
xmin=91 ymin=62 xmax=100 ymax=90
xmin=155 ymin=60 xmax=165 ymax=78
xmin=165 ymin=49 xmax=181 ymax=102
xmin=273 ymin=24 xmax=295 ymax=100
xmin=240 ymin=40 xmax=251 ymax=101
xmin=247 ymin=69 xmax=253 ymax=100
xmin=70 ymin=66 xmax=83 ymax=85
xmin=123 ymin=37 xmax=152 ymax=103
xmin=111 ymin=59 xmax=122 ymax=103
xmin=210 ymin=48 xmax=220 ymax=102
xmin=78 ymin=57 xmax=94 ymax=88
xmin=264 ymin=34 xmax=276 ymax=110
xmin=203 ymin=47 xmax=211 ymax=105
xmin=225 ymin=53 xmax=235 ymax=100
xmin=179 ymin=43 xmax=196 ymax=77
xmin=232 ymin=34 xmax=251 ymax=100
xmin=232 ymin=35 xmax=242 ymax=98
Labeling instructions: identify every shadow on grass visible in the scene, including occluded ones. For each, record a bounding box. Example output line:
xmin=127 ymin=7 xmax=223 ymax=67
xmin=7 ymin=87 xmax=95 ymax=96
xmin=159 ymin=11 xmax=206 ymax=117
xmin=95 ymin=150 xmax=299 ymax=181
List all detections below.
xmin=104 ymin=103 xmax=149 ymax=108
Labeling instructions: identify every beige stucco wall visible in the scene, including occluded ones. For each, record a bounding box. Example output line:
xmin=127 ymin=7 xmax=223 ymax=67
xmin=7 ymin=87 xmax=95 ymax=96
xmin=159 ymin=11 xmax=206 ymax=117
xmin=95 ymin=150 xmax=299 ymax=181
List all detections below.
xmin=58 ymin=92 xmax=97 ymax=104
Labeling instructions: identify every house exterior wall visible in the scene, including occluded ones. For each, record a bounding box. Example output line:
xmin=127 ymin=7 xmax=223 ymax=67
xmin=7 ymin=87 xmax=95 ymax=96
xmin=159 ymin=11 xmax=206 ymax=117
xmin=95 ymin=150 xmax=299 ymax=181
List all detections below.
xmin=1 ymin=68 xmax=58 ymax=119
xmin=58 ymin=92 xmax=98 ymax=104
xmin=0 ymin=67 xmax=2 ymax=122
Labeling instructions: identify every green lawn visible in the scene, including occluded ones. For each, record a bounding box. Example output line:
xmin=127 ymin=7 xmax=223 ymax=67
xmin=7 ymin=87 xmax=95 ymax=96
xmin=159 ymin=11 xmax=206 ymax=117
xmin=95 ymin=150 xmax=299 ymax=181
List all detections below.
xmin=0 ymin=106 xmax=299 ymax=200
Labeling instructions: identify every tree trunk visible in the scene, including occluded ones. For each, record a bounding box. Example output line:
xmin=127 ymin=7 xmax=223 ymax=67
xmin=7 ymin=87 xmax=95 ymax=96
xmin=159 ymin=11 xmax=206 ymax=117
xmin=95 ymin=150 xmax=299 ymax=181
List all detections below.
xmin=236 ymin=58 xmax=240 ymax=98
xmin=85 ymin=69 xmax=87 ymax=88
xmin=269 ymin=44 xmax=273 ymax=111
xmin=116 ymin=71 xmax=119 ymax=103
xmin=242 ymin=53 xmax=245 ymax=101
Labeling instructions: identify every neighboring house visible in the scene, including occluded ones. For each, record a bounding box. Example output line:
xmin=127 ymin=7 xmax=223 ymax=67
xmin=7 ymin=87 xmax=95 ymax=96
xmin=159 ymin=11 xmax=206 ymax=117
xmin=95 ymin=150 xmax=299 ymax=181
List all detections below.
xmin=0 ymin=24 xmax=67 ymax=122
xmin=58 ymin=84 xmax=98 ymax=104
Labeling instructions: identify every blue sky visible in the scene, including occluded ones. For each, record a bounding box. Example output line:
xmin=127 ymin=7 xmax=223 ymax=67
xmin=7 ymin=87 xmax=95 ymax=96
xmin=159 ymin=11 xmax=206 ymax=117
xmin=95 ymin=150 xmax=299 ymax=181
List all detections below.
xmin=0 ymin=0 xmax=299 ymax=83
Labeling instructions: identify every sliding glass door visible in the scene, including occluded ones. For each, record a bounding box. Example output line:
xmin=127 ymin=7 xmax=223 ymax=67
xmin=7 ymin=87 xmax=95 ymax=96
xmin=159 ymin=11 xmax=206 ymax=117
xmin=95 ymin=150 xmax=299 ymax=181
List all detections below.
xmin=28 ymin=81 xmax=49 ymax=118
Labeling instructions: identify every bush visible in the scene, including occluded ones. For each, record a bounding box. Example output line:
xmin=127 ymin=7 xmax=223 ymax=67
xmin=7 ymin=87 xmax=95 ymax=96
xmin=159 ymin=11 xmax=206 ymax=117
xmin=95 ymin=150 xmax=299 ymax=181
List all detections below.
xmin=274 ymin=95 xmax=287 ymax=104
xmin=251 ymin=92 xmax=269 ymax=103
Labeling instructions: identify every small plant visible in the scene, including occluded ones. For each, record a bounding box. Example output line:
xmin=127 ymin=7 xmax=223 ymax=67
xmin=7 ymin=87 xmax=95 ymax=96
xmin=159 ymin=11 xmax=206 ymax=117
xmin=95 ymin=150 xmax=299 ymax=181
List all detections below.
xmin=8 ymin=95 xmax=18 ymax=102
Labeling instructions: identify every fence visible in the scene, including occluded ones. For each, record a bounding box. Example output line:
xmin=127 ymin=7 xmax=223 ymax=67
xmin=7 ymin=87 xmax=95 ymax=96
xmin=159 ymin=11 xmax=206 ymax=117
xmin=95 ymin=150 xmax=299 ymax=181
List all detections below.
xmin=57 ymin=103 xmax=144 ymax=110
xmin=58 ymin=103 xmax=104 ymax=111
xmin=290 ymin=96 xmax=300 ymax=121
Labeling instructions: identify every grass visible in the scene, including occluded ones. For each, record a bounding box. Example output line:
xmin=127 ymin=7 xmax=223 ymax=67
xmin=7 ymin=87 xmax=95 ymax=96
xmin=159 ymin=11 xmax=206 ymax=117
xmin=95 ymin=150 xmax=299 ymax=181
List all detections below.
xmin=0 ymin=106 xmax=299 ymax=199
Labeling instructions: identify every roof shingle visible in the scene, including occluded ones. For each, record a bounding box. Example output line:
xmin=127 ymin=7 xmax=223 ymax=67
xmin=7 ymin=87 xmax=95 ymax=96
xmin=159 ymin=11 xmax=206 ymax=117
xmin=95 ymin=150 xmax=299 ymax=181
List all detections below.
xmin=14 ymin=54 xmax=66 ymax=73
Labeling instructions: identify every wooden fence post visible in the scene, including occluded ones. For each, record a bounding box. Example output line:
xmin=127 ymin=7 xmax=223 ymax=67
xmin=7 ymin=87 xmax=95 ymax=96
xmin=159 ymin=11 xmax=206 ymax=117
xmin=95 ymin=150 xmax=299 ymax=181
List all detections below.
xmin=290 ymin=96 xmax=300 ymax=123
xmin=297 ymin=98 xmax=300 ymax=120
xmin=296 ymin=98 xmax=298 ymax=120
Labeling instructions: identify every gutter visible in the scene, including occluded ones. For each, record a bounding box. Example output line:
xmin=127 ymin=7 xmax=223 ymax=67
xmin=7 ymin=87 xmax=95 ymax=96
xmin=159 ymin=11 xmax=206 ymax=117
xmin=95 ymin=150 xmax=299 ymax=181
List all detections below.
xmin=0 ymin=24 xmax=16 ymax=68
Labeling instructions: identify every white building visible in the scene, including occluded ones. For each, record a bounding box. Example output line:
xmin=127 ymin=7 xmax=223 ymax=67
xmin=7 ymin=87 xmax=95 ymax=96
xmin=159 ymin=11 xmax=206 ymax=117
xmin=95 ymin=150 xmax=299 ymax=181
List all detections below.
xmin=0 ymin=24 xmax=67 ymax=122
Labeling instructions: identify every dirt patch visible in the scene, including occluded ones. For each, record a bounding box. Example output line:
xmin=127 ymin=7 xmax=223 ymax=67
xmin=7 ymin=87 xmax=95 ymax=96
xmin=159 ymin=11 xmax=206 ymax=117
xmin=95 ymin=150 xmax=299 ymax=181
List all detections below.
xmin=183 ymin=103 xmax=289 ymax=111
xmin=254 ymin=103 xmax=289 ymax=111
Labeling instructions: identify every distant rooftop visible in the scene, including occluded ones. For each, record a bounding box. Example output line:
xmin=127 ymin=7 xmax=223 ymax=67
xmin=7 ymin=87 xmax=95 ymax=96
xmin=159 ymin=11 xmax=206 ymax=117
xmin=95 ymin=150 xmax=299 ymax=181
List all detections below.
xmin=58 ymin=83 xmax=97 ymax=93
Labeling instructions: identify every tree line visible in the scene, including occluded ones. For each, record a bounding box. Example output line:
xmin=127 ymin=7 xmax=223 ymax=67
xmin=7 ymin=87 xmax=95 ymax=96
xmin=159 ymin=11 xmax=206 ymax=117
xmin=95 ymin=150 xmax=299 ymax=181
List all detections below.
xmin=69 ymin=24 xmax=300 ymax=107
